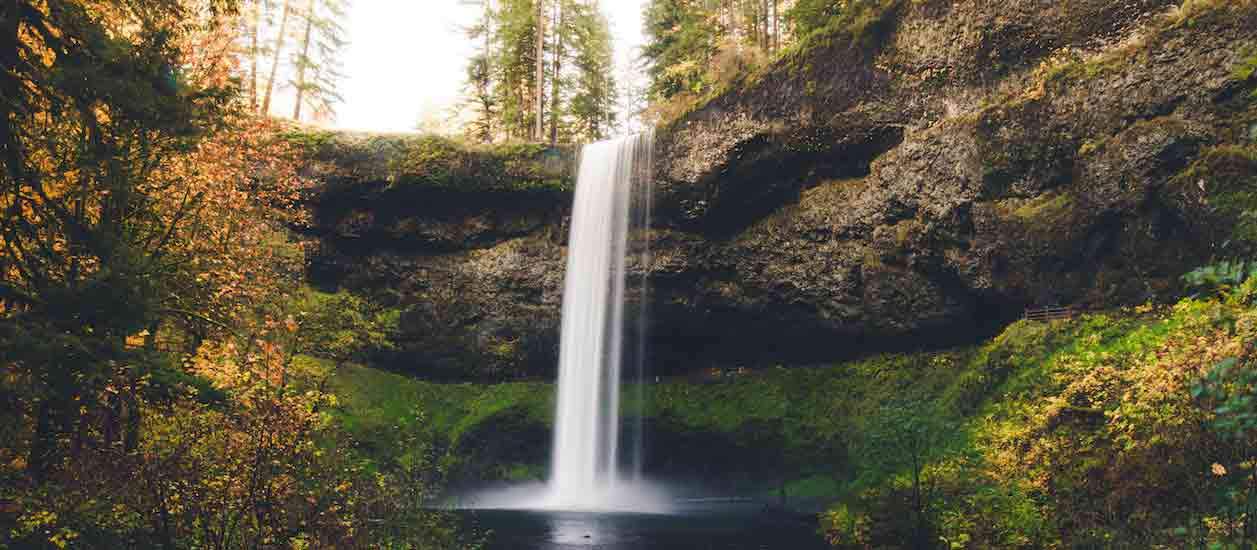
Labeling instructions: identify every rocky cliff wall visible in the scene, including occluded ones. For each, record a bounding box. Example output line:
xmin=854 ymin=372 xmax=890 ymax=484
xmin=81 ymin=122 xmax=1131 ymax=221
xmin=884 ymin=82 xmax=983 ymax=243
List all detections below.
xmin=302 ymin=1 xmax=1257 ymax=379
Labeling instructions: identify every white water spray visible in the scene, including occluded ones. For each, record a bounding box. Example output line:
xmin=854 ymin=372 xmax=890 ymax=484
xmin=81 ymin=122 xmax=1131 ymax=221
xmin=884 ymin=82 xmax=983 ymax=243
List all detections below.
xmin=542 ymin=130 xmax=656 ymax=511
xmin=456 ymin=132 xmax=668 ymax=513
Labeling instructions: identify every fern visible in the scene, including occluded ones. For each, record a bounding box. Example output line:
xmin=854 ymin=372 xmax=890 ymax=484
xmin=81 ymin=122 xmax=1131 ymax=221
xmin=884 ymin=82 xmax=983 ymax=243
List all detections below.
xmin=1183 ymin=261 xmax=1257 ymax=295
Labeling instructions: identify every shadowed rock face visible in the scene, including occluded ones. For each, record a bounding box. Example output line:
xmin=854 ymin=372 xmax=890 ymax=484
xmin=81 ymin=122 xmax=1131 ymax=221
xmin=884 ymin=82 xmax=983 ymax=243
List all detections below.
xmin=302 ymin=2 xmax=1257 ymax=380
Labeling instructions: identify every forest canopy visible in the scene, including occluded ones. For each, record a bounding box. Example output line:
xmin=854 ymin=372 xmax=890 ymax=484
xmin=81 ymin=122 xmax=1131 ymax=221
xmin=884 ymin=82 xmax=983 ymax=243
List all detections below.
xmin=0 ymin=1 xmax=461 ymax=547
xmin=461 ymin=0 xmax=619 ymax=144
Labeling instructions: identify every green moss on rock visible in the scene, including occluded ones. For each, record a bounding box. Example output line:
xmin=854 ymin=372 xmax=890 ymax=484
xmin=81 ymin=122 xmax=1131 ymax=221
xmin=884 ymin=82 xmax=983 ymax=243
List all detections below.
xmin=285 ymin=128 xmax=575 ymax=193
xmin=1174 ymin=144 xmax=1257 ymax=247
xmin=999 ymin=191 xmax=1076 ymax=228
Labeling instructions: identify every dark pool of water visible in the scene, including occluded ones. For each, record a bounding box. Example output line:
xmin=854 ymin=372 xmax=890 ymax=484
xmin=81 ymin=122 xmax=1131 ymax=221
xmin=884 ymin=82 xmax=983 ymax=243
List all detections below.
xmin=456 ymin=502 xmax=830 ymax=550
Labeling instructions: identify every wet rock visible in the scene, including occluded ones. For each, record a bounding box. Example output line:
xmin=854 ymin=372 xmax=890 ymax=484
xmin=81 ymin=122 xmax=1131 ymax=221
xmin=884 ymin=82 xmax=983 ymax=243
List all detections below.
xmin=301 ymin=1 xmax=1257 ymax=378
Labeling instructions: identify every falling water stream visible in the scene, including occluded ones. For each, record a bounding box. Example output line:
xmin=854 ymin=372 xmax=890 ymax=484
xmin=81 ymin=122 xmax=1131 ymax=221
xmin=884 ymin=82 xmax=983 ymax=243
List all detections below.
xmin=452 ymin=133 xmax=831 ymax=546
xmin=543 ymin=130 xmax=655 ymax=511
xmin=458 ymin=131 xmax=666 ymax=513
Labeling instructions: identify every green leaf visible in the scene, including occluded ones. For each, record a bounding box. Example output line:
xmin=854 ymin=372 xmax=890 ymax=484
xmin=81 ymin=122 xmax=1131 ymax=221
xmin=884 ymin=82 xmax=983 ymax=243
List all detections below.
xmin=1217 ymin=357 xmax=1239 ymax=374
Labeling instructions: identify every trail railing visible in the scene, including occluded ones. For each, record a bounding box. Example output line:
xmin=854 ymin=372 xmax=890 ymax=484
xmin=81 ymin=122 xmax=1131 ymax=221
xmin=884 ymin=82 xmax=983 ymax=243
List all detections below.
xmin=1024 ymin=306 xmax=1077 ymax=322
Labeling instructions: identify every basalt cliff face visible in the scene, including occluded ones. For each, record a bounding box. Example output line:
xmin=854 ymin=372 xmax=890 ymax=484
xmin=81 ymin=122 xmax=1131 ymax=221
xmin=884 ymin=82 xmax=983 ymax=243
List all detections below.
xmin=302 ymin=1 xmax=1257 ymax=379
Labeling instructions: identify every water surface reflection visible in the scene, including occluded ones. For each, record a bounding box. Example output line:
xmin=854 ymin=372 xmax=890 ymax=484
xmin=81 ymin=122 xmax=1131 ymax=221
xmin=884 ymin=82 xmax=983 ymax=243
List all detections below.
xmin=459 ymin=502 xmax=828 ymax=550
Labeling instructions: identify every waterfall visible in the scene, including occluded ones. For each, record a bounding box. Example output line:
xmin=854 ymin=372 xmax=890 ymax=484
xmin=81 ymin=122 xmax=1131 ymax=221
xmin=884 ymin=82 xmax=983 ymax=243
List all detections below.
xmin=457 ymin=131 xmax=668 ymax=513
xmin=544 ymin=130 xmax=658 ymax=511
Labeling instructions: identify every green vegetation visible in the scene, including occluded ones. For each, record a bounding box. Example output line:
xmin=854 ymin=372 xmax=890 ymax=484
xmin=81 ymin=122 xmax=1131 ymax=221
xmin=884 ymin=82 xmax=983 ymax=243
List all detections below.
xmin=1174 ymin=144 xmax=1257 ymax=255
xmin=644 ymin=0 xmax=903 ymax=126
xmin=1232 ymin=48 xmax=1257 ymax=87
xmin=0 ymin=2 xmax=465 ymax=547
xmin=821 ymin=293 xmax=1257 ymax=548
xmin=323 ymin=349 xmax=990 ymax=489
xmin=777 ymin=0 xmax=902 ymax=61
xmin=1183 ymin=261 xmax=1257 ymax=296
xmin=1170 ymin=0 xmax=1257 ymax=28
xmin=1003 ymin=192 xmax=1076 ymax=227
xmin=5 ymin=0 xmax=1256 ymax=548
xmin=320 ymin=287 xmax=1257 ymax=548
xmin=461 ymin=0 xmax=619 ymax=144
xmin=325 ymin=363 xmax=551 ymax=481
xmin=642 ymin=0 xmax=792 ymax=106
xmin=785 ymin=0 xmax=850 ymax=38
xmin=288 ymin=129 xmax=575 ymax=193
xmin=328 ymin=364 xmax=551 ymax=446
xmin=311 ymin=314 xmax=1097 ymax=498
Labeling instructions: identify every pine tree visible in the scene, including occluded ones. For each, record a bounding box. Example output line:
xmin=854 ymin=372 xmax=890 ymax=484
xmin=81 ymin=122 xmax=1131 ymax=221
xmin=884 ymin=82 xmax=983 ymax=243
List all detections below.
xmin=262 ymin=0 xmax=293 ymax=115
xmin=491 ymin=0 xmax=542 ymax=139
xmin=642 ymin=0 xmax=720 ymax=101
xmin=462 ymin=1 xmax=500 ymax=141
xmin=534 ymin=0 xmax=546 ymax=141
xmin=566 ymin=0 xmax=617 ymax=141
xmin=642 ymin=0 xmax=800 ymax=105
xmin=786 ymin=0 xmax=841 ymax=38
xmin=462 ymin=0 xmax=498 ymax=142
xmin=548 ymin=0 xmax=562 ymax=145
xmin=463 ymin=53 xmax=497 ymax=142
xmin=290 ymin=0 xmax=349 ymax=121
xmin=462 ymin=0 xmax=616 ymax=142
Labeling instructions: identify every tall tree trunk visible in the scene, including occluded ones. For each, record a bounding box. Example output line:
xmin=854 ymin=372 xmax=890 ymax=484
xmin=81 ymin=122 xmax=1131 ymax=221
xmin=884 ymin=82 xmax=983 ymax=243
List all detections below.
xmin=482 ymin=0 xmax=493 ymax=141
xmin=249 ymin=0 xmax=261 ymax=108
xmin=482 ymin=0 xmax=493 ymax=78
xmin=122 ymin=375 xmax=140 ymax=452
xmin=548 ymin=0 xmax=562 ymax=146
xmin=262 ymin=0 xmax=293 ymax=116
xmin=29 ymin=399 xmax=54 ymax=481
xmin=0 ymin=0 xmax=27 ymax=186
xmin=293 ymin=0 xmax=315 ymax=121
xmin=762 ymin=0 xmax=769 ymax=50
xmin=534 ymin=0 xmax=545 ymax=141
xmin=29 ymin=371 xmax=78 ymax=480
xmin=764 ymin=0 xmax=774 ymax=52
xmin=753 ymin=0 xmax=761 ymax=49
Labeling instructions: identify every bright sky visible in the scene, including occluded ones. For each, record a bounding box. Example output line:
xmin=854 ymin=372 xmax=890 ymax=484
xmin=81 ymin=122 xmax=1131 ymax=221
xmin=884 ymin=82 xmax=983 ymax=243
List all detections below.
xmin=332 ymin=0 xmax=648 ymax=133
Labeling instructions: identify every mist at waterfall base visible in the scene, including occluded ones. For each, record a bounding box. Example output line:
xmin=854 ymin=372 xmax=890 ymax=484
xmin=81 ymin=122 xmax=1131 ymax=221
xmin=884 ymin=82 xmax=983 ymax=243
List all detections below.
xmin=458 ymin=131 xmax=672 ymax=514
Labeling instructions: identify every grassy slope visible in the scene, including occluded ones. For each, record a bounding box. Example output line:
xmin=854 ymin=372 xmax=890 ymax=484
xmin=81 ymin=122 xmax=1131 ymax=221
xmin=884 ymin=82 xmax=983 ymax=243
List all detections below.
xmin=320 ymin=307 xmax=1158 ymax=492
xmin=322 ymin=289 xmax=1257 ymax=547
xmin=324 ymin=348 xmax=984 ymax=487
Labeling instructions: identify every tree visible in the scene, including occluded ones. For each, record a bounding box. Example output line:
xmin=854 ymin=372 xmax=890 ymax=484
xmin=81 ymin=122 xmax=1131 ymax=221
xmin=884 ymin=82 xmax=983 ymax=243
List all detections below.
xmin=290 ymin=288 xmax=398 ymax=381
xmin=641 ymin=0 xmax=805 ymax=111
xmin=535 ymin=0 xmax=547 ymax=141
xmin=462 ymin=1 xmax=499 ymax=142
xmin=2 ymin=0 xmax=233 ymax=475
xmin=463 ymin=54 xmax=499 ymax=142
xmin=247 ymin=0 xmax=269 ymax=108
xmin=0 ymin=2 xmax=466 ymax=546
xmin=262 ymin=0 xmax=294 ymax=115
xmin=245 ymin=0 xmax=347 ymax=120
xmin=861 ymin=401 xmax=952 ymax=549
xmin=462 ymin=0 xmax=617 ymax=142
xmin=786 ymin=0 xmax=843 ymax=38
xmin=548 ymin=0 xmax=563 ymax=145
xmin=642 ymin=0 xmax=721 ymax=101
xmin=0 ymin=0 xmax=317 ymax=478
xmin=291 ymin=0 xmax=349 ymax=121
xmin=490 ymin=0 xmax=543 ymax=139
xmin=566 ymin=0 xmax=618 ymax=141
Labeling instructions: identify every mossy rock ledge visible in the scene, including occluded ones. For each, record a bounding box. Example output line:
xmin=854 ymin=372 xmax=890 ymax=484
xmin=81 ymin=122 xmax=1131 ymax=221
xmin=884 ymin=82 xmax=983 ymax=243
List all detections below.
xmin=299 ymin=1 xmax=1257 ymax=379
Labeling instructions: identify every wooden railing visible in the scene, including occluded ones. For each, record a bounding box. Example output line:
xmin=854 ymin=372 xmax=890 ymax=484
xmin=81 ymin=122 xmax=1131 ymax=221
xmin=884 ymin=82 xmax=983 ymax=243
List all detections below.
xmin=1024 ymin=306 xmax=1077 ymax=322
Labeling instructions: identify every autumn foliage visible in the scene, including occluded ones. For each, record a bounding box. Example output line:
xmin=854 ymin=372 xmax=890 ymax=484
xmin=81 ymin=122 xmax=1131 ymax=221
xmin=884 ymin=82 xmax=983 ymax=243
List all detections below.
xmin=821 ymin=291 xmax=1257 ymax=548
xmin=0 ymin=1 xmax=455 ymax=547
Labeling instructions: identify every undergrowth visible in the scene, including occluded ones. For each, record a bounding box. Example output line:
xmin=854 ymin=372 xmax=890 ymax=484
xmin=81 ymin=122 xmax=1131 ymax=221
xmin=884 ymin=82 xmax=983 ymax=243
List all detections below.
xmin=325 ymin=287 xmax=1257 ymax=547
